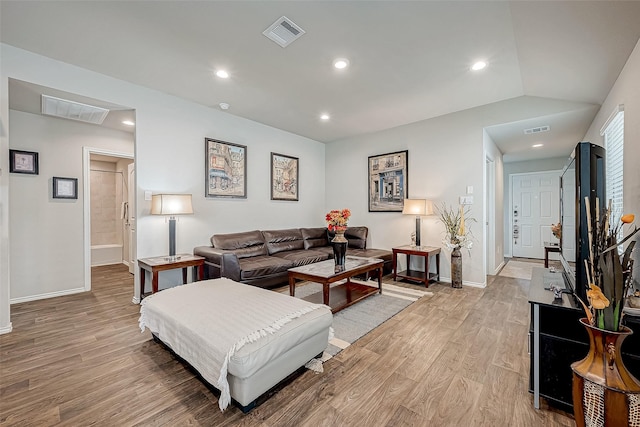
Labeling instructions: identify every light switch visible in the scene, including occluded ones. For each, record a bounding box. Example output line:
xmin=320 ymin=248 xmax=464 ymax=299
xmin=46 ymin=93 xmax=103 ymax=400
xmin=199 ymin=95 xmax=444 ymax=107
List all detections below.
xmin=467 ymin=186 xmax=473 ymax=194
xmin=144 ymin=190 xmax=152 ymax=201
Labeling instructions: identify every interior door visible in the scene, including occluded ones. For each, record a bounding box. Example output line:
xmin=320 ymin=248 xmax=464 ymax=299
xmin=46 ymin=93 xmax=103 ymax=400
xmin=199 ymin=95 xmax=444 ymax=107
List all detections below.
xmin=127 ymin=163 xmax=136 ymax=274
xmin=512 ymin=171 xmax=560 ymax=259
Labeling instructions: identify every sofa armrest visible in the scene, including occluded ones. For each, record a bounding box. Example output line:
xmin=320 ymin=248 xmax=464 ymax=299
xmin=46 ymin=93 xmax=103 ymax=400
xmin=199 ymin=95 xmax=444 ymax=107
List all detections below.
xmin=193 ymin=246 xmax=241 ymax=281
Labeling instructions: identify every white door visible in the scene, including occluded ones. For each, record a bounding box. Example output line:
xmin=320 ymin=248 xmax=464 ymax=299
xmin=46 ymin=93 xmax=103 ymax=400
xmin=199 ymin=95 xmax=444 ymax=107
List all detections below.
xmin=127 ymin=163 xmax=136 ymax=274
xmin=511 ymin=171 xmax=560 ymax=259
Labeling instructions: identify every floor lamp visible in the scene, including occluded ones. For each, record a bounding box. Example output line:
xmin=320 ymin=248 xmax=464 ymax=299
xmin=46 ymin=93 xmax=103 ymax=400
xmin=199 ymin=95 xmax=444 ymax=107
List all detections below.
xmin=151 ymin=194 xmax=194 ymax=261
xmin=402 ymin=199 xmax=433 ymax=247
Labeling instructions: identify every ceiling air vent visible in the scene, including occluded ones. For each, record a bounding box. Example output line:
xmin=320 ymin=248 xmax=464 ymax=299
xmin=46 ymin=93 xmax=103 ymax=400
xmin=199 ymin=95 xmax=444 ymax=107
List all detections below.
xmin=524 ymin=125 xmax=550 ymax=135
xmin=263 ymin=16 xmax=305 ymax=48
xmin=41 ymin=95 xmax=109 ymax=125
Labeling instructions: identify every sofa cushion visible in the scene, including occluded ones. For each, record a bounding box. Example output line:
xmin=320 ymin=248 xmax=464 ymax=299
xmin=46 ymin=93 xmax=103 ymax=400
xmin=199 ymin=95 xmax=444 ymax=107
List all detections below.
xmin=272 ymin=249 xmax=329 ymax=267
xmin=328 ymin=226 xmax=368 ymax=249
xmin=300 ymin=227 xmax=329 ymax=249
xmin=239 ymin=256 xmax=292 ymax=280
xmin=262 ymin=229 xmax=305 ymax=255
xmin=212 ymin=230 xmax=267 ymax=258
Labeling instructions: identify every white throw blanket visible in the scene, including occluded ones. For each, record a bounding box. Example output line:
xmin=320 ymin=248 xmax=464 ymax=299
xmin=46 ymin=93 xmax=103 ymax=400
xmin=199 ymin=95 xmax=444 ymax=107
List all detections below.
xmin=139 ymin=278 xmax=328 ymax=411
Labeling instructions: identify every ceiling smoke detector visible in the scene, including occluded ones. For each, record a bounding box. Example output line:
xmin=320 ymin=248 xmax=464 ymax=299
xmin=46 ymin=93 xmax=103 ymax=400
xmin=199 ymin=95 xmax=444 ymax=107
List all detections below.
xmin=41 ymin=95 xmax=109 ymax=125
xmin=524 ymin=125 xmax=550 ymax=135
xmin=263 ymin=16 xmax=305 ymax=48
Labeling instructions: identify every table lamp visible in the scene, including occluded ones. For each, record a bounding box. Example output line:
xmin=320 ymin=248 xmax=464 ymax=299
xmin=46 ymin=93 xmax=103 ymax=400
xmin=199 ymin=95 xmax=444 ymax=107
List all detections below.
xmin=151 ymin=194 xmax=193 ymax=261
xmin=402 ymin=199 xmax=433 ymax=247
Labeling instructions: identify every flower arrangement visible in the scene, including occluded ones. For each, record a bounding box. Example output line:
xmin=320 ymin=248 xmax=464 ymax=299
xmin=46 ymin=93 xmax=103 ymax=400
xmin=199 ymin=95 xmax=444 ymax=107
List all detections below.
xmin=436 ymin=203 xmax=475 ymax=251
xmin=325 ymin=208 xmax=351 ymax=232
xmin=551 ymin=223 xmax=562 ymax=240
xmin=578 ymin=197 xmax=640 ymax=332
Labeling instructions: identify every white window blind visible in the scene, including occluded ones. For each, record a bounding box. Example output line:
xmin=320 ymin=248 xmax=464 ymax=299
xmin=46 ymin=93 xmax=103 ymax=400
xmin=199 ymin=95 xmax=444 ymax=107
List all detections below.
xmin=602 ymin=107 xmax=624 ymax=245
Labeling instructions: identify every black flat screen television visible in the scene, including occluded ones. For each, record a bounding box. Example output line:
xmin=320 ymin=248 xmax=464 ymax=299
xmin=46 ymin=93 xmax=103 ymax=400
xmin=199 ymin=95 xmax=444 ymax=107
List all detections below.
xmin=558 ymin=142 xmax=606 ymax=303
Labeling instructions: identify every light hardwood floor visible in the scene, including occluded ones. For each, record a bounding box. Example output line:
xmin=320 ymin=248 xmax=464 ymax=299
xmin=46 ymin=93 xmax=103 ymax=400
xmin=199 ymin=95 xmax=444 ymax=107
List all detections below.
xmin=0 ymin=263 xmax=575 ymax=426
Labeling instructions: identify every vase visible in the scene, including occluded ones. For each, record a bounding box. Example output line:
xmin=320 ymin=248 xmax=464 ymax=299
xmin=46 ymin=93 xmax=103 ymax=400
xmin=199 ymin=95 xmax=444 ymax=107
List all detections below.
xmin=571 ymin=318 xmax=640 ymax=427
xmin=332 ymin=229 xmax=348 ymax=273
xmin=451 ymin=247 xmax=462 ymax=288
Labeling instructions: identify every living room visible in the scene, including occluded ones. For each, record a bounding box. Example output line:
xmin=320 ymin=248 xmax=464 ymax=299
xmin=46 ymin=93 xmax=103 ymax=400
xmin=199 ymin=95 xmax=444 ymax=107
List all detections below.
xmin=2 ymin=1 xmax=640 ymax=424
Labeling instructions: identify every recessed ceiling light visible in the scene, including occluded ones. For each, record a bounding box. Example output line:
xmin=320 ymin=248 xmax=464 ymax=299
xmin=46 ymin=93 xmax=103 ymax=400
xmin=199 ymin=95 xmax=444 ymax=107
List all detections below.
xmin=320 ymin=113 xmax=330 ymax=121
xmin=122 ymin=120 xmax=135 ymax=126
xmin=333 ymin=58 xmax=349 ymax=69
xmin=532 ymin=143 xmax=544 ymax=148
xmin=215 ymin=69 xmax=229 ymax=79
xmin=471 ymin=61 xmax=487 ymax=71
xmin=219 ymin=102 xmax=230 ymax=110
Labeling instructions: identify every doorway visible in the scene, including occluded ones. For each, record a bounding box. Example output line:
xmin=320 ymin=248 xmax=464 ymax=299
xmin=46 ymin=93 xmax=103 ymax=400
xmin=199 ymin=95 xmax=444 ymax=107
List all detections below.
xmin=83 ymin=147 xmax=135 ymax=291
xmin=485 ymin=156 xmax=495 ymax=275
xmin=510 ymin=171 xmax=560 ymax=259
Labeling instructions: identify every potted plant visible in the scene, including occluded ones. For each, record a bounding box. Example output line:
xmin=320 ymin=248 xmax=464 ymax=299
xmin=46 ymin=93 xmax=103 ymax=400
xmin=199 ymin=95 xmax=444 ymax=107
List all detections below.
xmin=326 ymin=209 xmax=351 ymax=271
xmin=436 ymin=204 xmax=474 ymax=288
xmin=571 ymin=198 xmax=640 ymax=427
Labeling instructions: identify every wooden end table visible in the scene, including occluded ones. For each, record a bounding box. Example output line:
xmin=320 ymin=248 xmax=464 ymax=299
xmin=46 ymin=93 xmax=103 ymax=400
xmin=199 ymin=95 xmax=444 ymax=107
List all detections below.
xmin=138 ymin=254 xmax=205 ymax=299
xmin=392 ymin=245 xmax=441 ymax=287
xmin=544 ymin=242 xmax=560 ymax=268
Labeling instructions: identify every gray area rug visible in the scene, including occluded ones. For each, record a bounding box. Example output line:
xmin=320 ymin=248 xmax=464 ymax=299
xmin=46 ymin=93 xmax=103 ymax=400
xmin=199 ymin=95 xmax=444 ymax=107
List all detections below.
xmin=285 ymin=280 xmax=432 ymax=357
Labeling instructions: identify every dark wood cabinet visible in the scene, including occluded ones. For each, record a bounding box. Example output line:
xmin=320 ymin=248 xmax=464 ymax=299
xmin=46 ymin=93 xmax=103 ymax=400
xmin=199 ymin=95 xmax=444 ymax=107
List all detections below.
xmin=529 ymin=267 xmax=640 ymax=412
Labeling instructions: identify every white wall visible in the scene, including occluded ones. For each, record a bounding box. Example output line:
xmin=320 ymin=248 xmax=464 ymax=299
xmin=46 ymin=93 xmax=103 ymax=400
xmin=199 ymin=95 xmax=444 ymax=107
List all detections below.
xmin=0 ymin=44 xmax=326 ymax=331
xmin=583 ymin=38 xmax=640 ymax=283
xmin=484 ymin=130 xmax=505 ymax=275
xmin=8 ymin=110 xmax=134 ymax=302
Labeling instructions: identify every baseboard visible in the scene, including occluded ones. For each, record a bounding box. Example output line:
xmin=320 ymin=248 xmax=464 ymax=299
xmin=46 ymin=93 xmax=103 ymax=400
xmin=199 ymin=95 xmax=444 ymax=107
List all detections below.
xmin=10 ymin=287 xmax=86 ymax=304
xmin=440 ymin=276 xmax=487 ymax=289
xmin=0 ymin=323 xmax=13 ymax=335
xmin=493 ymin=260 xmax=506 ymax=276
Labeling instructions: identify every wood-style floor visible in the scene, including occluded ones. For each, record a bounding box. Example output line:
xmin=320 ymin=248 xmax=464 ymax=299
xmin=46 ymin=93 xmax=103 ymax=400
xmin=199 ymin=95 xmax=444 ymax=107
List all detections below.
xmin=0 ymin=263 xmax=575 ymax=426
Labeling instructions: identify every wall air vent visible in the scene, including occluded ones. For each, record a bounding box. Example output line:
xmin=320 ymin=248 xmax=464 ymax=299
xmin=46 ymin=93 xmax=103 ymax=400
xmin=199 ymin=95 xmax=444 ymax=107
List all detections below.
xmin=263 ymin=16 xmax=305 ymax=48
xmin=524 ymin=125 xmax=550 ymax=135
xmin=41 ymin=95 xmax=109 ymax=125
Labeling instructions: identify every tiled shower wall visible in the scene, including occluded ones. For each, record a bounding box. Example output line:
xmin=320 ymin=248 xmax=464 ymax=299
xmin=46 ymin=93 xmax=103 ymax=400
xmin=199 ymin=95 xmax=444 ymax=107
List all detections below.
xmin=90 ymin=160 xmax=122 ymax=246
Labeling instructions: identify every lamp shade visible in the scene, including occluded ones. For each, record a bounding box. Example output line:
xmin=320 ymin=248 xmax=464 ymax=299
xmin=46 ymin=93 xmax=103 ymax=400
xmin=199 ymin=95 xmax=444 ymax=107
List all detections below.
xmin=151 ymin=194 xmax=193 ymax=215
xmin=402 ymin=199 xmax=426 ymax=216
xmin=424 ymin=200 xmax=434 ymax=215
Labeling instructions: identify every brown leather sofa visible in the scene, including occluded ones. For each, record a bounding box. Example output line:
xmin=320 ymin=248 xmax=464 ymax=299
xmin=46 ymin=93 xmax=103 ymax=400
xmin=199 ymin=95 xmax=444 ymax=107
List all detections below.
xmin=193 ymin=226 xmax=392 ymax=288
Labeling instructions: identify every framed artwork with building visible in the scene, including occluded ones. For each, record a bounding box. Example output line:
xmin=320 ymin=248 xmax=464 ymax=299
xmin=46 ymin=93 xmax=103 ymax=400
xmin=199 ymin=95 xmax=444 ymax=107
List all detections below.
xmin=270 ymin=153 xmax=299 ymax=201
xmin=205 ymin=138 xmax=247 ymax=198
xmin=368 ymin=150 xmax=408 ymax=212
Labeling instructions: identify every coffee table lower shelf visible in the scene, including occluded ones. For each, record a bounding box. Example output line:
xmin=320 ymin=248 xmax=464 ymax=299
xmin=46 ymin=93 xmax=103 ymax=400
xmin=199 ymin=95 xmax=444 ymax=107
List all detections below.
xmin=301 ymin=282 xmax=379 ymax=313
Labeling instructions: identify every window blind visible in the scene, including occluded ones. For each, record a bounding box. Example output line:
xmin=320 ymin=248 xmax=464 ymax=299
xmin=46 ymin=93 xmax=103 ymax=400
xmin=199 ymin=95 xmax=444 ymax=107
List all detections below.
xmin=602 ymin=108 xmax=624 ymax=246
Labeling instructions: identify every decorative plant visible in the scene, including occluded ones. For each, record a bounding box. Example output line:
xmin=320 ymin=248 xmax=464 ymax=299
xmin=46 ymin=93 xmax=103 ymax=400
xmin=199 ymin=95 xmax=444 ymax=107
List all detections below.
xmin=551 ymin=223 xmax=562 ymax=240
xmin=578 ymin=197 xmax=640 ymax=332
xmin=325 ymin=209 xmax=351 ymax=232
xmin=436 ymin=203 xmax=475 ymax=251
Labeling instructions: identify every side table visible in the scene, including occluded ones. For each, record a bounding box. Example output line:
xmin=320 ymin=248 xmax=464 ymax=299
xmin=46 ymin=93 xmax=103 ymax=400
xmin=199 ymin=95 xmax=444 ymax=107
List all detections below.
xmin=543 ymin=242 xmax=560 ymax=268
xmin=392 ymin=245 xmax=441 ymax=287
xmin=138 ymin=254 xmax=205 ymax=299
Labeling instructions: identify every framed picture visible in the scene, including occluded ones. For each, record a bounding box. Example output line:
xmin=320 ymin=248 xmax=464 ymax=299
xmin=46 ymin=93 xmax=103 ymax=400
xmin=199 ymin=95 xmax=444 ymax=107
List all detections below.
xmin=53 ymin=177 xmax=78 ymax=199
xmin=270 ymin=153 xmax=299 ymax=201
xmin=9 ymin=149 xmax=39 ymax=175
xmin=368 ymin=150 xmax=408 ymax=212
xmin=205 ymin=138 xmax=247 ymax=198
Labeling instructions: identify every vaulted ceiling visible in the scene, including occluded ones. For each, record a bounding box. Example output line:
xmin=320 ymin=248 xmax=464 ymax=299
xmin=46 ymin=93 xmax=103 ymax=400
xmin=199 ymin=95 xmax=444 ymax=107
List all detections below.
xmin=2 ymin=1 xmax=640 ymax=162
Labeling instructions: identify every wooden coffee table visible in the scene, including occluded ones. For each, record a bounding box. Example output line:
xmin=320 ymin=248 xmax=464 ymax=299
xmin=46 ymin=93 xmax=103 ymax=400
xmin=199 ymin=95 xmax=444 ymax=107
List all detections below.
xmin=288 ymin=256 xmax=383 ymax=313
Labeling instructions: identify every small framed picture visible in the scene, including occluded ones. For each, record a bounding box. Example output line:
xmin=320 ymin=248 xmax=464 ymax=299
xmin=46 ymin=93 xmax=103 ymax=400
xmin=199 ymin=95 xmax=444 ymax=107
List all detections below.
xmin=9 ymin=149 xmax=39 ymax=175
xmin=53 ymin=177 xmax=78 ymax=199
xmin=271 ymin=153 xmax=299 ymax=201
